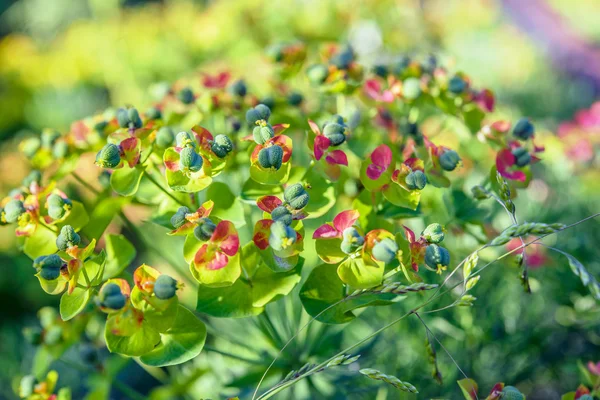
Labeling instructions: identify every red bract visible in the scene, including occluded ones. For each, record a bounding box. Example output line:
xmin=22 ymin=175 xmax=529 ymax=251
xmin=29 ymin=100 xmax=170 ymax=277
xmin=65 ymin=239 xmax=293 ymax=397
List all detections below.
xmin=202 ymin=72 xmax=231 ymax=89
xmin=120 ymin=137 xmax=141 ymax=168
xmin=474 ymin=88 xmax=495 ymax=112
xmin=307 ymin=119 xmax=349 ymax=180
xmin=366 ymin=144 xmax=392 ymax=180
xmin=364 ymin=79 xmax=394 ymax=103
xmin=496 ymin=148 xmax=527 ymax=182
xmin=193 ymin=221 xmax=239 ymax=271
xmin=403 ymin=226 xmax=427 ymax=271
xmin=313 ymin=210 xmax=359 ymax=239
xmin=168 ymin=200 xmax=214 ymax=235
xmin=587 ymin=361 xmax=600 ymax=376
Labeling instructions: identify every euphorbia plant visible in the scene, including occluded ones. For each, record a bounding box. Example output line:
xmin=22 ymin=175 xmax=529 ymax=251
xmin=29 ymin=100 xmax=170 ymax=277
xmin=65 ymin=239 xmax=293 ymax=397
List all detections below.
xmin=6 ymin=41 xmax=600 ymax=400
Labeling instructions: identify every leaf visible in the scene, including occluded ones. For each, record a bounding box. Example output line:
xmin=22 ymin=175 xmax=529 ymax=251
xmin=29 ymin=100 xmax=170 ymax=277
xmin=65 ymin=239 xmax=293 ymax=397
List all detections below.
xmin=24 ymin=226 xmax=58 ymax=259
xmin=249 ymin=162 xmax=292 ymax=185
xmin=259 ymin=247 xmax=300 ymax=273
xmin=59 ymin=287 xmax=91 ymax=321
xmin=561 ymin=251 xmax=600 ymax=300
xmin=105 ymin=319 xmax=161 ymax=357
xmin=56 ymin=201 xmax=89 ymax=232
xmin=110 ymin=166 xmax=145 ymax=197
xmin=196 ymin=278 xmax=264 ymax=318
xmin=315 ymin=238 xmax=347 ymax=264
xmin=36 ymin=274 xmax=68 ymax=295
xmin=206 ymin=182 xmax=245 ymax=228
xmin=103 ymin=234 xmax=136 ymax=279
xmin=240 ymin=178 xmax=283 ymax=202
xmin=382 ymin=183 xmax=421 ymax=210
xmin=337 ymin=257 xmax=384 ymax=289
xmin=299 ymin=264 xmax=395 ymax=324
xmin=140 ymin=306 xmax=207 ymax=367
xmin=190 ymin=252 xmax=241 ymax=287
xmin=457 ymin=378 xmax=478 ymax=400
xmin=302 ymin=168 xmax=336 ymax=218
xmin=82 ymin=197 xmax=130 ymax=240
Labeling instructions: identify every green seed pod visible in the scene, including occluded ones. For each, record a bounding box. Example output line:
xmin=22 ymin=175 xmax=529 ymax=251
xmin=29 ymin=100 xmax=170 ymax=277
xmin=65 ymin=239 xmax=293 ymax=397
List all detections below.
xmin=284 ymin=183 xmax=309 ymax=210
xmin=47 ymin=193 xmax=70 ymax=209
xmin=512 ymin=147 xmax=531 ymax=167
xmin=211 ymin=134 xmax=233 ymax=158
xmin=99 ymin=283 xmax=126 ymax=310
xmin=3 ymin=200 xmax=26 ymax=223
xmin=116 ymin=108 xmax=130 ymax=128
xmin=245 ymin=104 xmax=271 ymax=125
xmin=19 ymin=375 xmax=36 ymax=398
xmin=21 ymin=137 xmax=41 ymax=158
xmin=52 ymin=141 xmax=68 ymax=159
xmin=439 ymin=150 xmax=461 ymax=171
xmin=56 ymin=225 xmax=81 ymax=251
xmin=421 ymin=223 xmax=445 ymax=244
xmin=425 ymin=244 xmax=450 ymax=270
xmin=269 ymin=221 xmax=297 ymax=251
xmin=513 ymin=118 xmax=535 ymax=141
xmin=372 ymin=238 xmax=399 ymax=264
xmin=155 ymin=127 xmax=175 ymax=149
xmin=501 ymin=386 xmax=525 ymax=400
xmin=228 ymin=79 xmax=247 ymax=97
xmin=405 ymin=170 xmax=427 ymax=190
xmin=448 ymin=76 xmax=467 ymax=94
xmin=44 ymin=325 xmax=63 ymax=345
xmin=322 ymin=123 xmax=346 ymax=146
xmin=48 ymin=205 xmax=67 ymax=220
xmin=127 ymin=108 xmax=143 ymax=129
xmin=373 ymin=64 xmax=388 ymax=78
xmin=193 ymin=217 xmax=217 ymax=241
xmin=95 ymin=143 xmax=121 ymax=168
xmin=178 ymin=87 xmax=195 ymax=104
xmin=145 ymin=106 xmax=162 ymax=120
xmin=307 ymin=64 xmax=329 ymax=85
xmin=170 ymin=206 xmax=190 ymax=229
xmin=253 ymin=124 xmax=275 ymax=145
xmin=22 ymin=170 xmax=42 ymax=188
xmin=402 ymin=78 xmax=422 ymax=100
xmin=271 ymin=205 xmax=293 ymax=226
xmin=287 ymin=92 xmax=304 ymax=107
xmin=23 ymin=326 xmax=43 ymax=345
xmin=176 ymin=131 xmax=196 ymax=148
xmin=154 ymin=274 xmax=178 ymax=300
xmin=41 ymin=129 xmax=61 ymax=148
xmin=258 ymin=145 xmax=284 ymax=170
xmin=340 ymin=227 xmax=365 ymax=254
xmin=330 ymin=45 xmax=354 ymax=69
xmin=34 ymin=254 xmax=63 ymax=281
xmin=179 ymin=147 xmax=203 ymax=172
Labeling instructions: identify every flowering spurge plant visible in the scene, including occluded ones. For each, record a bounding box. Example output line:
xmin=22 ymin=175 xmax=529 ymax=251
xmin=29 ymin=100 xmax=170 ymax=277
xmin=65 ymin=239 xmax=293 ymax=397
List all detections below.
xmin=5 ymin=41 xmax=600 ymax=399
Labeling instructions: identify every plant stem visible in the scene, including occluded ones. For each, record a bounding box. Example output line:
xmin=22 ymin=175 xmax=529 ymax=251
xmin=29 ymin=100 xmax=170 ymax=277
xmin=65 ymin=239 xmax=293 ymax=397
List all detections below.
xmin=72 ymin=172 xmax=101 ymax=196
xmin=142 ymin=169 xmax=188 ymax=207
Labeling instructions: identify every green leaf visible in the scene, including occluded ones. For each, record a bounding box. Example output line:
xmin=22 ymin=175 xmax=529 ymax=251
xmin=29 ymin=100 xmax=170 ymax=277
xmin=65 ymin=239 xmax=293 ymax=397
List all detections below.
xmin=337 ymin=257 xmax=384 ymax=289
xmin=190 ymin=252 xmax=241 ymax=287
xmin=24 ymin=226 xmax=58 ymax=259
xmin=302 ymin=168 xmax=336 ymax=218
xmin=103 ymin=234 xmax=136 ymax=279
xmin=558 ymin=251 xmax=600 ymax=300
xmin=82 ymin=197 xmax=130 ymax=240
xmin=249 ymin=162 xmax=291 ymax=185
xmin=130 ymin=286 xmax=179 ymax=333
xmin=110 ymin=165 xmax=145 ymax=197
xmin=59 ymin=287 xmax=91 ymax=321
xmin=56 ymin=201 xmax=89 ymax=232
xmin=140 ymin=306 xmax=207 ymax=367
xmin=183 ymin=234 xmax=203 ymax=263
xmin=360 ymin=158 xmax=392 ymax=192
xmin=299 ymin=264 xmax=395 ymax=324
xmin=36 ymin=275 xmax=68 ymax=295
xmin=240 ymin=178 xmax=283 ymax=202
xmin=457 ymin=378 xmax=478 ymax=400
xmin=105 ymin=320 xmax=160 ymax=357
xmin=315 ymin=237 xmax=347 ymax=264
xmin=196 ymin=278 xmax=264 ymax=318
xmin=561 ymin=392 xmax=576 ymax=400
xmin=206 ymin=182 xmax=245 ymax=228
xmin=382 ymin=183 xmax=420 ymax=210
xmin=259 ymin=247 xmax=300 ymax=273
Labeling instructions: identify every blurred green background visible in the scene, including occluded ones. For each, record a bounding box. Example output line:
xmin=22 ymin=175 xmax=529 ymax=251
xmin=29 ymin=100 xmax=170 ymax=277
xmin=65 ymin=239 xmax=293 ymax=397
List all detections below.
xmin=1 ymin=0 xmax=600 ymax=399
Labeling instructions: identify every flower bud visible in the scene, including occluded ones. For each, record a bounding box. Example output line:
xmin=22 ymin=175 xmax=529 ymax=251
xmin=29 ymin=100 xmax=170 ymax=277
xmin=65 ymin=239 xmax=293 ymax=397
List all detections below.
xmin=439 ymin=150 xmax=461 ymax=171
xmin=340 ymin=227 xmax=364 ymax=254
xmin=3 ymin=200 xmax=26 ymax=223
xmin=330 ymin=45 xmax=354 ymax=70
xmin=372 ymin=238 xmax=398 ymax=264
xmin=246 ymin=104 xmax=271 ymax=125
xmin=501 ymin=386 xmax=525 ymax=400
xmin=513 ymin=118 xmax=535 ymax=141
xmin=95 ymin=143 xmax=121 ymax=168
xmin=448 ymin=76 xmax=467 ymax=94
xmin=156 ymin=127 xmax=175 ymax=149
xmin=402 ymin=78 xmax=421 ymax=100
xmin=52 ymin=141 xmax=68 ymax=159
xmin=211 ymin=134 xmax=234 ymax=158
xmin=47 ymin=194 xmax=71 ymax=220
xmin=258 ymin=145 xmax=284 ymax=170
xmin=405 ymin=170 xmax=427 ymax=190
xmin=176 ymin=131 xmax=196 ymax=148
xmin=170 ymin=206 xmax=190 ymax=228
xmin=145 ymin=106 xmax=162 ymax=120
xmin=284 ymin=183 xmax=309 ymax=210
xmin=22 ymin=170 xmax=42 ymax=188
xmin=177 ymin=87 xmax=195 ymax=105
xmin=228 ymin=79 xmax=247 ymax=97
xmin=511 ymin=147 xmax=531 ymax=167
xmin=307 ymin=64 xmax=329 ymax=85
xmin=287 ymin=92 xmax=304 ymax=107
xmin=269 ymin=221 xmax=297 ymax=251
xmin=153 ymin=274 xmax=178 ymax=300
xmin=179 ymin=147 xmax=203 ymax=172
xmin=322 ymin=123 xmax=346 ymax=146
xmin=271 ymin=205 xmax=293 ymax=226
xmin=99 ymin=283 xmax=126 ymax=310
xmin=425 ymin=244 xmax=450 ymax=270
xmin=253 ymin=123 xmax=275 ymax=145
xmin=56 ymin=225 xmax=81 ymax=251
xmin=421 ymin=223 xmax=445 ymax=244
xmin=193 ymin=217 xmax=217 ymax=241
xmin=20 ymin=137 xmax=41 ymax=158
xmin=33 ymin=254 xmax=63 ymax=281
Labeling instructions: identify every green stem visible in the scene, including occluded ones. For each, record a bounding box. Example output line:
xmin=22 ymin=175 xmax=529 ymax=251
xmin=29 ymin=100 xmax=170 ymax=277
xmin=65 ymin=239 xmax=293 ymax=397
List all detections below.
xmin=142 ymin=169 xmax=187 ymax=207
xmin=72 ymin=172 xmax=101 ymax=196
